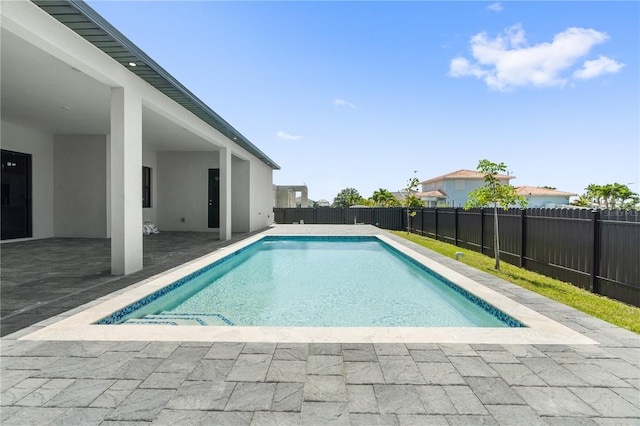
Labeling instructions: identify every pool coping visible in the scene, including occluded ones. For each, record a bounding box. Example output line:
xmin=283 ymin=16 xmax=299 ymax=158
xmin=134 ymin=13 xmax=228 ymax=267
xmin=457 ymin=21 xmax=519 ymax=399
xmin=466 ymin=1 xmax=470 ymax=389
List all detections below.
xmin=19 ymin=232 xmax=597 ymax=345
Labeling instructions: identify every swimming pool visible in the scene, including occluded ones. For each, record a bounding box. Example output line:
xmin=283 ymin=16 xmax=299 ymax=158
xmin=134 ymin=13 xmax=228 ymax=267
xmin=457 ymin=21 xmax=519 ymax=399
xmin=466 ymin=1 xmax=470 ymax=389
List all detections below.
xmin=21 ymin=227 xmax=597 ymax=344
xmin=97 ymin=236 xmax=523 ymax=328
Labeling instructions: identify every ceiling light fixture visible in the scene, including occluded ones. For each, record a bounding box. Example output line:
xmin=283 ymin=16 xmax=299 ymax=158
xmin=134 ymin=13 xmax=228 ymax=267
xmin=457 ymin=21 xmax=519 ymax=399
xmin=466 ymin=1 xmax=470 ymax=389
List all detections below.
xmin=128 ymin=62 xmax=137 ymax=67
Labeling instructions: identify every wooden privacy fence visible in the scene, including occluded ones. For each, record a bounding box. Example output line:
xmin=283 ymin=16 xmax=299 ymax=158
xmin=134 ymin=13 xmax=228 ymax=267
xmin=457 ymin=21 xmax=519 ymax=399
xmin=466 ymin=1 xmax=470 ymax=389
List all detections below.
xmin=273 ymin=207 xmax=639 ymax=307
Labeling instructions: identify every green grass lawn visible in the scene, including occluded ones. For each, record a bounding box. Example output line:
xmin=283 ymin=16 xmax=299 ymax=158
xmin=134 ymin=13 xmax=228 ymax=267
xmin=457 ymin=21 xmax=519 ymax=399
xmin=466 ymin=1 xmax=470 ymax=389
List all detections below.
xmin=390 ymin=231 xmax=640 ymax=334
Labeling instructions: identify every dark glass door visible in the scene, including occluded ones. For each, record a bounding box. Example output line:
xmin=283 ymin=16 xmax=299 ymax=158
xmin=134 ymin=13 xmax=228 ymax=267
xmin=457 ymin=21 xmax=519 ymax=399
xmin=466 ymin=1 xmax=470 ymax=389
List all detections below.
xmin=1 ymin=149 xmax=32 ymax=240
xmin=208 ymin=169 xmax=220 ymax=228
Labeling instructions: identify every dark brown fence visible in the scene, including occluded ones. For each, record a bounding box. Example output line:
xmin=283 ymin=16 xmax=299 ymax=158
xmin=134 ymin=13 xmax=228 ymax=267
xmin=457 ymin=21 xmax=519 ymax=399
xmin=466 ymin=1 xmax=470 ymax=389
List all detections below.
xmin=273 ymin=207 xmax=639 ymax=307
xmin=407 ymin=208 xmax=639 ymax=307
xmin=274 ymin=207 xmax=403 ymax=230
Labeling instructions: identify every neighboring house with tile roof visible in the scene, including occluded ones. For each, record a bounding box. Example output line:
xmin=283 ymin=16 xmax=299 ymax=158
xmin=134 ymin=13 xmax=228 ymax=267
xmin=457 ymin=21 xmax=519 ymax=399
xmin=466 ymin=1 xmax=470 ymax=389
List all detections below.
xmin=393 ymin=189 xmax=448 ymax=207
xmin=415 ymin=190 xmax=448 ymax=208
xmin=416 ymin=169 xmax=576 ymax=208
xmin=515 ymin=186 xmax=577 ymax=208
xmin=419 ymin=169 xmax=514 ymax=208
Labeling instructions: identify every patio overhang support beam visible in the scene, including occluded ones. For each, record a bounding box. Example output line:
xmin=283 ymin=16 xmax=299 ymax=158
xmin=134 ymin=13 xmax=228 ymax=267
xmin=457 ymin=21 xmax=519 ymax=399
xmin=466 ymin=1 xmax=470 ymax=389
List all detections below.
xmin=110 ymin=86 xmax=143 ymax=275
xmin=219 ymin=147 xmax=232 ymax=241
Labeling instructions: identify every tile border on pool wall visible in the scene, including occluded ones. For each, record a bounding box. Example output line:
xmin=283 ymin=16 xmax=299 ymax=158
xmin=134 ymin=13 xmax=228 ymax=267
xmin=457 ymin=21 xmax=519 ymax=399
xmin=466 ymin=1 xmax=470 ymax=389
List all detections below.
xmin=98 ymin=234 xmax=524 ymax=328
xmin=19 ymin=231 xmax=598 ymax=345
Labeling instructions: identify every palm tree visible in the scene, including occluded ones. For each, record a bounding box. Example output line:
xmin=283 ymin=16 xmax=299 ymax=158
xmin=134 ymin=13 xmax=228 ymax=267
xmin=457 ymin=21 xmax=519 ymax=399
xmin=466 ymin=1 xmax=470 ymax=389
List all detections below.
xmin=585 ymin=184 xmax=604 ymax=207
xmin=583 ymin=183 xmax=639 ymax=209
xmin=570 ymin=195 xmax=592 ymax=207
xmin=371 ymin=188 xmax=399 ymax=207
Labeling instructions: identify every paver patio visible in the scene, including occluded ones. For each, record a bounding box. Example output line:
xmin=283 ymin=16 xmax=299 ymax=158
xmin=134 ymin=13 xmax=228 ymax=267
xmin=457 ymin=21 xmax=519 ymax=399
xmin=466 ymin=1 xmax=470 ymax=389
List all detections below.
xmin=1 ymin=225 xmax=639 ymax=425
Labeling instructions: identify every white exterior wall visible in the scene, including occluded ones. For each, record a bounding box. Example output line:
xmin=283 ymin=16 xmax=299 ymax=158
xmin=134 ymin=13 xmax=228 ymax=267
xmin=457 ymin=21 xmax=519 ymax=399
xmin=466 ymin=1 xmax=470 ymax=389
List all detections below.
xmin=156 ymin=151 xmax=219 ymax=232
xmin=53 ymin=135 xmax=108 ymax=237
xmin=251 ymin=159 xmax=275 ymax=229
xmin=0 ymin=121 xmax=54 ymax=240
xmin=155 ymin=151 xmax=273 ymax=233
xmin=231 ymin=155 xmax=250 ymax=233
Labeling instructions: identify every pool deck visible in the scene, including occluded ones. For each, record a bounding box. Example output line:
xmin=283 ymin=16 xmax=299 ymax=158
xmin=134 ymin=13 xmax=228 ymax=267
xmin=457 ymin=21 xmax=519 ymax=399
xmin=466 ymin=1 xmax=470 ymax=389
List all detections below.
xmin=1 ymin=225 xmax=639 ymax=425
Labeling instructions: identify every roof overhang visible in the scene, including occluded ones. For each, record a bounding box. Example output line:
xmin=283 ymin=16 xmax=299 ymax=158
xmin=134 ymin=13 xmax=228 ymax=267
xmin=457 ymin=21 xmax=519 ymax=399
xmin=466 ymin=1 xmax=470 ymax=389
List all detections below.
xmin=32 ymin=0 xmax=279 ymax=170
xmin=417 ymin=190 xmax=447 ymax=198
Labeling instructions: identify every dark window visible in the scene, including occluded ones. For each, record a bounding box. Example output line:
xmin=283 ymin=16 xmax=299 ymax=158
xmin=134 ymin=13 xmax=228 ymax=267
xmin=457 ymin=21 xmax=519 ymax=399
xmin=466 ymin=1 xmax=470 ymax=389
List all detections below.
xmin=208 ymin=169 xmax=219 ymax=228
xmin=1 ymin=149 xmax=32 ymax=240
xmin=142 ymin=166 xmax=151 ymax=208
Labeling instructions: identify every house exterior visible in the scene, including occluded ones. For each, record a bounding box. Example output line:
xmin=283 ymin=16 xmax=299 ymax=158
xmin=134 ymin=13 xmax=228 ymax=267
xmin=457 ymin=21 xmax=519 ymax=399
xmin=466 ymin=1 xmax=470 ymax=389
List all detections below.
xmin=515 ymin=186 xmax=577 ymax=208
xmin=1 ymin=0 xmax=279 ymax=275
xmin=393 ymin=189 xmax=447 ymax=207
xmin=417 ymin=170 xmax=577 ymax=208
xmin=273 ymin=185 xmax=309 ymax=208
xmin=415 ymin=190 xmax=447 ymax=208
xmin=419 ymin=169 xmax=513 ymax=208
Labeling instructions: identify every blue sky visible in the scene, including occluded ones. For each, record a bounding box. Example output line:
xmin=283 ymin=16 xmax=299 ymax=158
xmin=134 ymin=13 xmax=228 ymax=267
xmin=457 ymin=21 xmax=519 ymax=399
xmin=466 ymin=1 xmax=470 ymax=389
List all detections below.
xmin=88 ymin=1 xmax=639 ymax=203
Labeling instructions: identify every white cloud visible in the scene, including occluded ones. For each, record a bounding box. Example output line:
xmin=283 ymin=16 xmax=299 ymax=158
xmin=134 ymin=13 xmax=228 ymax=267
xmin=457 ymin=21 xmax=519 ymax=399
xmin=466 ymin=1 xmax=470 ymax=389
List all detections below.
xmin=334 ymin=98 xmax=356 ymax=109
xmin=449 ymin=24 xmax=622 ymax=91
xmin=276 ymin=130 xmax=301 ymax=141
xmin=487 ymin=2 xmax=503 ymax=12
xmin=574 ymin=55 xmax=624 ymax=79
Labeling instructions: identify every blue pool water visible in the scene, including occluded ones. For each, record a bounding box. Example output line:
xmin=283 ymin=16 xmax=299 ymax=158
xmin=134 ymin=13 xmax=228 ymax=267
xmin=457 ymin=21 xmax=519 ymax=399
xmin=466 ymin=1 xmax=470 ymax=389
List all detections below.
xmin=98 ymin=237 xmax=524 ymax=328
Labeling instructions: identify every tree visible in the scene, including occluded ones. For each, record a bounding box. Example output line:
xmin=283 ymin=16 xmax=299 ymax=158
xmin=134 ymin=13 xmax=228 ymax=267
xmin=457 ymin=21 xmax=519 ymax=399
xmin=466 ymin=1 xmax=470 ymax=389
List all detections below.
xmin=570 ymin=195 xmax=592 ymax=208
xmin=583 ymin=183 xmax=639 ymax=209
xmin=464 ymin=159 xmax=527 ymax=270
xmin=580 ymin=183 xmax=640 ymax=209
xmin=371 ymin=188 xmax=400 ymax=207
xmin=332 ymin=187 xmax=363 ymax=208
xmin=402 ymin=173 xmax=424 ymax=233
xmin=356 ymin=198 xmax=374 ymax=207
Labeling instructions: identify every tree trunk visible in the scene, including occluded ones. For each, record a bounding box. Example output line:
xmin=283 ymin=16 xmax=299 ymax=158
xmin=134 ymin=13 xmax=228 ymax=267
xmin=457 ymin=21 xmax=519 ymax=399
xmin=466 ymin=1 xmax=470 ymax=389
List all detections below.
xmin=493 ymin=204 xmax=500 ymax=270
xmin=406 ymin=209 xmax=410 ymax=234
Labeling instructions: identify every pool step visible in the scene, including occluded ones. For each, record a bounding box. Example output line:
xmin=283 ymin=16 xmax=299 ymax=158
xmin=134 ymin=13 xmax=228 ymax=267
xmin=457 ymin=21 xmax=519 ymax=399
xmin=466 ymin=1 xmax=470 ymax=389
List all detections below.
xmin=122 ymin=312 xmax=234 ymax=326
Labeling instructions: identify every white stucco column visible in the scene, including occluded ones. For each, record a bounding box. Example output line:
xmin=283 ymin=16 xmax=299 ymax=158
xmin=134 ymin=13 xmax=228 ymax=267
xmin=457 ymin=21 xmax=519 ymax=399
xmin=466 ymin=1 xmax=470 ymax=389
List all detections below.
xmin=110 ymin=87 xmax=143 ymax=275
xmin=219 ymin=146 xmax=232 ymax=240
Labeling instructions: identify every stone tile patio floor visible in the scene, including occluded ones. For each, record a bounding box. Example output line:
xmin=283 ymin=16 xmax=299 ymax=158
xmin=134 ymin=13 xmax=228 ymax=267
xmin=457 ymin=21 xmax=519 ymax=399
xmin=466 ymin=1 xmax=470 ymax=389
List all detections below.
xmin=1 ymin=225 xmax=639 ymax=425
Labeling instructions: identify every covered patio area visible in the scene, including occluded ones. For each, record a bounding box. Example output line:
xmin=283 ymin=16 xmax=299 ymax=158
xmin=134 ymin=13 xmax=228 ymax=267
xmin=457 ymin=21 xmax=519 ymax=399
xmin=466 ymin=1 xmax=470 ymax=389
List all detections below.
xmin=0 ymin=230 xmax=263 ymax=336
xmin=2 ymin=0 xmax=278 ymax=278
